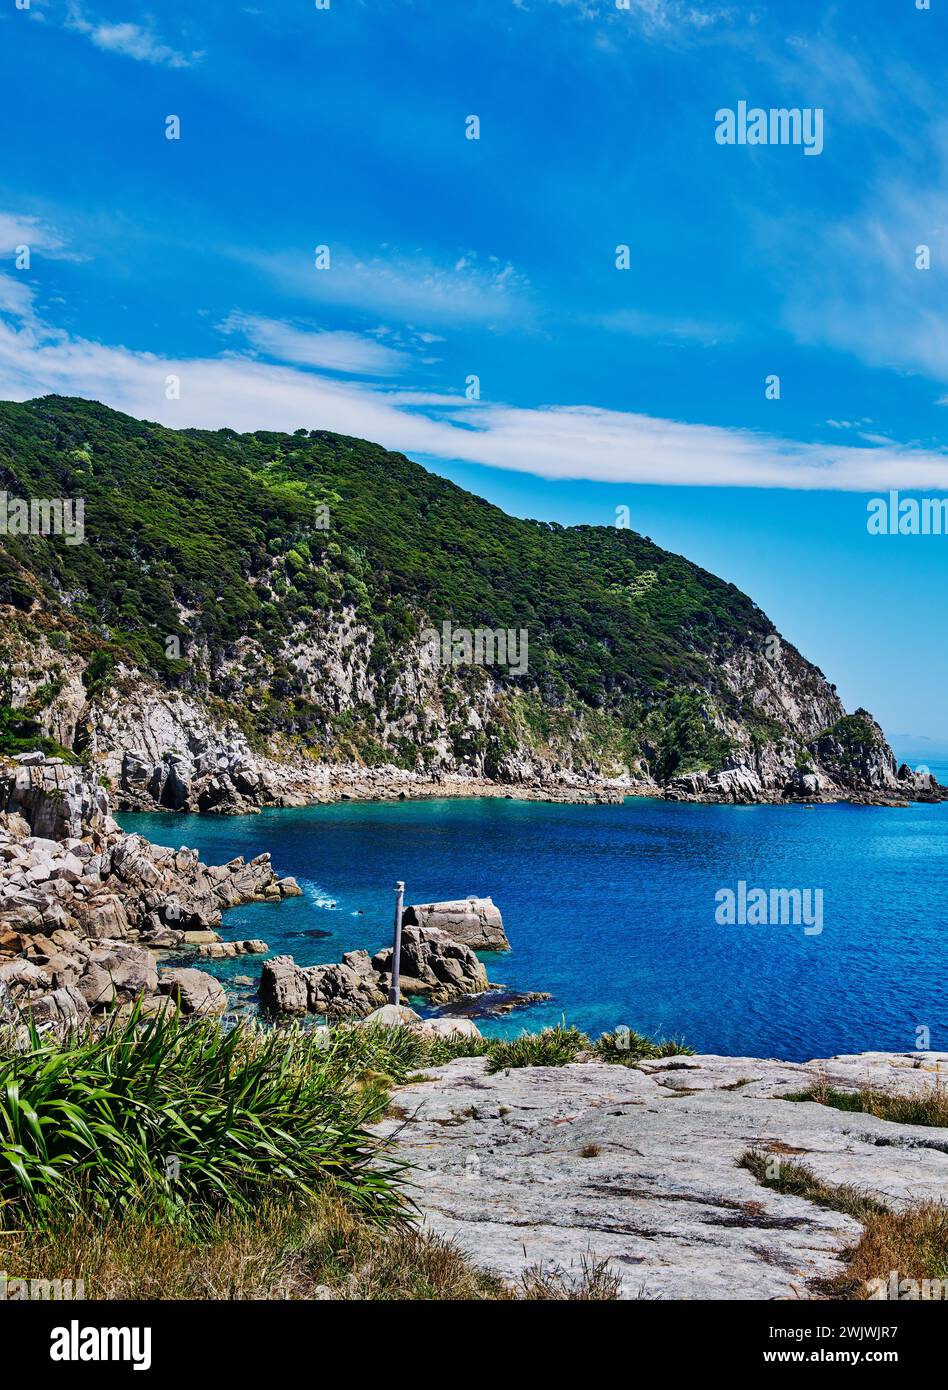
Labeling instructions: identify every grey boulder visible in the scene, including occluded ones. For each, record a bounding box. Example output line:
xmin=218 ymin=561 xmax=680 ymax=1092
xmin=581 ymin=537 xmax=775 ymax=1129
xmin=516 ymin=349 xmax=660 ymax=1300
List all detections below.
xmin=158 ymin=967 xmax=227 ymax=1016
xmin=403 ymin=897 xmax=508 ymax=951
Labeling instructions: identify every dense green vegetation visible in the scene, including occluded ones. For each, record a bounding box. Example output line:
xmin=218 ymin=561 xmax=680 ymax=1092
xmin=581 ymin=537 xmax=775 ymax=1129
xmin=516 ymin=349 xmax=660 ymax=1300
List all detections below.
xmin=0 ymin=1009 xmax=403 ymax=1230
xmin=0 ymin=1007 xmax=694 ymax=1232
xmin=0 ymin=395 xmax=788 ymax=772
xmin=815 ymin=711 xmax=882 ymax=752
xmin=0 ymin=1011 xmax=631 ymax=1299
xmin=0 ymin=704 xmax=75 ymax=760
xmin=485 ymin=1022 xmax=693 ymax=1071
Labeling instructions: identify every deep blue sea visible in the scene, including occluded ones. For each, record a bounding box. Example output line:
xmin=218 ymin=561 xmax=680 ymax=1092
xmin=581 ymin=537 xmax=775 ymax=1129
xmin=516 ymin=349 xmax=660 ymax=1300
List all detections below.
xmin=119 ymin=764 xmax=948 ymax=1062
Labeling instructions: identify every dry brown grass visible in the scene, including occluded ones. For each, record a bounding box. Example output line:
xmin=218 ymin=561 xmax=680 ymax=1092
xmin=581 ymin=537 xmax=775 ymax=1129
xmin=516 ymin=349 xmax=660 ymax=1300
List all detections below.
xmin=786 ymin=1076 xmax=948 ymax=1129
xmin=843 ymin=1202 xmax=948 ymax=1299
xmin=1 ymin=1195 xmax=507 ymax=1301
xmin=519 ymin=1255 xmax=622 ymax=1300
xmin=1 ymin=1195 xmax=621 ymax=1300
xmin=740 ymin=1150 xmax=948 ymax=1299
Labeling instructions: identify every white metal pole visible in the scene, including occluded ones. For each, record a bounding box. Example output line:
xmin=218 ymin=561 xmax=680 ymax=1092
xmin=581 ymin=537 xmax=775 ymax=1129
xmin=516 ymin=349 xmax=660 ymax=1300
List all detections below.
xmin=388 ymin=880 xmax=405 ymax=1005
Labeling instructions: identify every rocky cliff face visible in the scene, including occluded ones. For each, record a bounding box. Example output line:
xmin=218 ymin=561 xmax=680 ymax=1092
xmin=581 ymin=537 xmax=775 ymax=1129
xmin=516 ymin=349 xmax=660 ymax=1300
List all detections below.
xmin=1 ymin=595 xmax=924 ymax=811
xmin=0 ymin=396 xmax=927 ymax=809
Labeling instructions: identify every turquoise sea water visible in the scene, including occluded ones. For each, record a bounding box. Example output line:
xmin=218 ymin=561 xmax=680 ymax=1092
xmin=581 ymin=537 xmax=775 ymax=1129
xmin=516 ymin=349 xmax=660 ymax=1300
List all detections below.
xmin=120 ymin=780 xmax=948 ymax=1063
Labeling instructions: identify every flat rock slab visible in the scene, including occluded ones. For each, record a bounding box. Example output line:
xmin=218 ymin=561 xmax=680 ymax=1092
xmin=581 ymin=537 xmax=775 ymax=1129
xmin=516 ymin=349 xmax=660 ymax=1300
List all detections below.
xmin=374 ymin=1052 xmax=948 ymax=1299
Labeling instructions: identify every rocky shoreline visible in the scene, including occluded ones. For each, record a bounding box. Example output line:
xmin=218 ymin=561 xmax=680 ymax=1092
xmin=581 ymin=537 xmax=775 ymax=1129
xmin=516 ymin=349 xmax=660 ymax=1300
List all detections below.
xmin=114 ymin=747 xmax=945 ymax=817
xmin=116 ymin=748 xmax=635 ymax=814
xmin=0 ymin=755 xmax=302 ymax=1036
xmin=6 ymin=758 xmax=948 ymax=1304
xmin=2 ymin=743 xmax=945 ymax=1041
xmin=49 ymin=663 xmax=924 ymax=814
xmin=0 ymin=756 xmax=535 ymax=1034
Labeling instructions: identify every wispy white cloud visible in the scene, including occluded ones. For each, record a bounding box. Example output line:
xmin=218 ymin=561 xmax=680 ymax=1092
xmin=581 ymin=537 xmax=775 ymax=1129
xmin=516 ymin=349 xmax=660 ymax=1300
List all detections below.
xmin=612 ymin=0 xmax=737 ymax=36
xmin=774 ymin=152 xmax=948 ymax=386
xmin=541 ymin=0 xmax=739 ymax=41
xmin=0 ymin=275 xmax=37 ymax=318
xmin=65 ymin=4 xmax=201 ymax=68
xmin=596 ymin=308 xmax=732 ymax=345
xmin=219 ymin=313 xmax=409 ymax=376
xmin=228 ymin=244 xmax=532 ymax=328
xmin=1 ymin=274 xmax=947 ymax=493
xmin=0 ymin=211 xmax=83 ymax=261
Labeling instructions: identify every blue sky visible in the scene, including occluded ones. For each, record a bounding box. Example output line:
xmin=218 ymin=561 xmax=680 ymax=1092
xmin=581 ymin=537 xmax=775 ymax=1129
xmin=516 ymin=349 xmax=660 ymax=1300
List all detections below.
xmin=1 ymin=0 xmax=947 ymax=748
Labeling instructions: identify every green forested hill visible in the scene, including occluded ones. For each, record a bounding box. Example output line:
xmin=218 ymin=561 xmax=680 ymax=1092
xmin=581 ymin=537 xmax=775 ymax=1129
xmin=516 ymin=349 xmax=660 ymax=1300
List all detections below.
xmin=0 ymin=395 xmax=849 ymax=781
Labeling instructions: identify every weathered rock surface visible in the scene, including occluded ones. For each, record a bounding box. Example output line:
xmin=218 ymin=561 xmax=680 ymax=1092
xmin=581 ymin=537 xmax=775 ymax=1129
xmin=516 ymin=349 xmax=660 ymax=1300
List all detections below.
xmin=260 ymin=925 xmax=492 ymax=1018
xmin=373 ymin=925 xmax=490 ymax=1001
xmin=374 ymin=1051 xmax=948 ymax=1300
xmin=158 ymin=967 xmax=228 ymax=1016
xmin=257 ymin=954 xmax=312 ymax=1015
xmin=359 ymin=1003 xmax=482 ymax=1041
xmin=262 ymin=950 xmax=389 ymax=1019
xmin=0 ymin=758 xmax=111 ymax=840
xmin=0 ymin=759 xmax=299 ymax=1032
xmin=661 ymin=711 xmax=943 ymax=807
xmin=403 ymin=897 xmax=508 ymax=951
xmin=195 ymin=939 xmax=269 ymax=959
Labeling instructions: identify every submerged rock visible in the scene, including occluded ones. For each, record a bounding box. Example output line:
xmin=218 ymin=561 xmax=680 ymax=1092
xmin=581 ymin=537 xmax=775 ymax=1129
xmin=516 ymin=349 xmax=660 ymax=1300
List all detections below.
xmin=435 ymin=987 xmax=552 ymax=1019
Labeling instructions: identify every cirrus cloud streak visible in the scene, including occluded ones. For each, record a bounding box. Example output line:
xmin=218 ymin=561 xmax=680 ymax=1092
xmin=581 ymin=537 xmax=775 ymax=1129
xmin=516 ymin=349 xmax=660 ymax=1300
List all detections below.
xmin=1 ymin=274 xmax=947 ymax=494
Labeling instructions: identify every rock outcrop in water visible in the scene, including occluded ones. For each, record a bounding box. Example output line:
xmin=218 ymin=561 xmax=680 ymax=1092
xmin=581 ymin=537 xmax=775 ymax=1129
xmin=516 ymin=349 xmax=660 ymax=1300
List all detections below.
xmin=403 ymin=896 xmax=508 ymax=951
xmin=260 ymin=924 xmax=492 ymax=1019
xmin=0 ymin=756 xmax=301 ymax=1034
